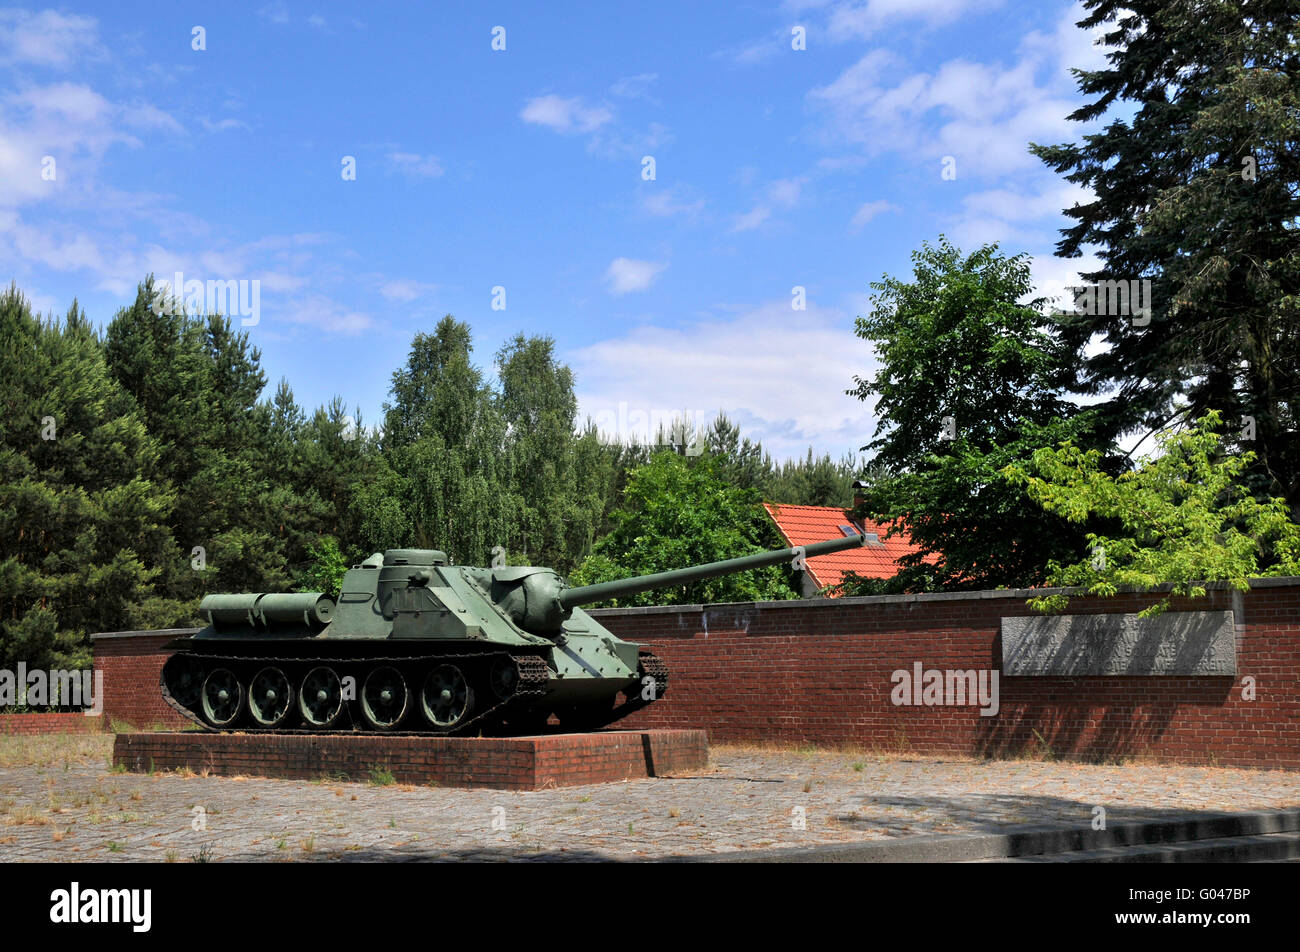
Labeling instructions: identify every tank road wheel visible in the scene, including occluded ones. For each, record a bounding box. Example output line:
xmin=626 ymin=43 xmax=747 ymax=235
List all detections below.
xmin=361 ymin=666 xmax=408 ymax=730
xmin=299 ymin=666 xmax=345 ymax=728
xmin=489 ymin=656 xmax=520 ymax=700
xmin=421 ymin=665 xmax=473 ymax=730
xmin=200 ymin=668 xmax=243 ymax=728
xmin=248 ymin=666 xmax=294 ymax=728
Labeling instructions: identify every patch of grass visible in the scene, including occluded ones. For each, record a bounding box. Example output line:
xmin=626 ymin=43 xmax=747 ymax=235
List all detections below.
xmin=6 ymin=805 xmax=51 ymax=826
xmin=0 ymin=733 xmax=115 ymax=768
xmin=311 ymin=771 xmax=349 ymax=785
xmin=191 ymin=843 xmax=213 ymax=863
xmin=164 ymin=849 xmax=180 ymax=863
xmin=105 ymin=841 xmax=124 ymax=852
xmin=668 ymin=807 xmax=680 ymax=818
xmin=851 ymin=762 xmax=865 ymax=772
xmin=301 ymin=835 xmax=316 ymax=854
xmin=1030 ymin=729 xmax=1057 ymax=761
xmin=367 ymin=764 xmax=395 ymax=786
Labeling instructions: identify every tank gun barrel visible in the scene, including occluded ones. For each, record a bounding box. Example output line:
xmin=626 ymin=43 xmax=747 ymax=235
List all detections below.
xmin=558 ymin=533 xmax=867 ymax=608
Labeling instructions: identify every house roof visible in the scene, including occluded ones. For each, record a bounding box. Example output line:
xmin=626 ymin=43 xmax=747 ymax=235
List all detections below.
xmin=762 ymin=502 xmax=921 ymax=593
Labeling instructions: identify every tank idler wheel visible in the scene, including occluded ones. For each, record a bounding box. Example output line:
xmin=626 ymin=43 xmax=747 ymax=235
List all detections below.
xmin=248 ymin=666 xmax=294 ymax=728
xmin=421 ymin=665 xmax=473 ymax=730
xmin=361 ymin=666 xmax=408 ymax=730
xmin=200 ymin=668 xmax=243 ymax=728
xmin=299 ymin=666 xmax=345 ymax=728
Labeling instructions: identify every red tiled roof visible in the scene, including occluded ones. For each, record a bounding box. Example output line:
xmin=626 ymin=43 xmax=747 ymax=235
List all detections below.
xmin=762 ymin=502 xmax=922 ymax=593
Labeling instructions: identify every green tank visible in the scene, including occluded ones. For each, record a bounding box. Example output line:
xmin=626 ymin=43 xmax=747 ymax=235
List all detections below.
xmin=160 ymin=533 xmax=868 ymax=734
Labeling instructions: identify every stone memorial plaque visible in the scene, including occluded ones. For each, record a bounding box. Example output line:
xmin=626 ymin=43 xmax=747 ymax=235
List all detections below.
xmin=1001 ymin=611 xmax=1236 ymax=676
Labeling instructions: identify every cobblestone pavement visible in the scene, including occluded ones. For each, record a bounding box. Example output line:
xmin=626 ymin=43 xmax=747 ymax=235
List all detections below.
xmin=2 ymin=735 xmax=1298 ymax=862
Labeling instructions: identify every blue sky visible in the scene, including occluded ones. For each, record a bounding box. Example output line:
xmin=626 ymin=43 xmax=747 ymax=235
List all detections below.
xmin=0 ymin=0 xmax=1110 ymax=460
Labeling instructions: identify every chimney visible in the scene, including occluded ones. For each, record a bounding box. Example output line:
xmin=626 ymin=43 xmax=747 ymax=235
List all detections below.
xmin=851 ymin=480 xmax=868 ymax=522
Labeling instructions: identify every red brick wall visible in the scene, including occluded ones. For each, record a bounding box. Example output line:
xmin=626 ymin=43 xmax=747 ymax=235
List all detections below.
xmin=0 ymin=712 xmax=104 ymax=735
xmin=113 ymin=729 xmax=708 ymax=790
xmin=592 ymin=585 xmax=1300 ymax=770
xmin=92 ymin=630 xmax=194 ymax=729
xmin=88 ymin=586 xmax=1300 ymax=769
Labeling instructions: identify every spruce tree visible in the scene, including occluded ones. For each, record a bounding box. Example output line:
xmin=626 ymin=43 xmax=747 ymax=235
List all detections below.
xmin=1032 ymin=0 xmax=1300 ymax=512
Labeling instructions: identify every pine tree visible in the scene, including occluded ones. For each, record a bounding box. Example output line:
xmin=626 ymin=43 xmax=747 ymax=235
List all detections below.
xmin=1031 ymin=0 xmax=1300 ymax=512
xmin=0 ymin=286 xmax=183 ymax=672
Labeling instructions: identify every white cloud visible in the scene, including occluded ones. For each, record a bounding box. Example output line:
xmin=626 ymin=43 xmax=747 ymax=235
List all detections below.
xmin=199 ymin=116 xmax=249 ymax=133
xmin=821 ymin=0 xmax=1005 ymax=40
xmin=9 ymin=82 xmax=112 ymax=124
xmin=948 ymin=179 xmax=1092 ymax=248
xmin=520 ymin=95 xmax=613 ymax=134
xmin=849 ymin=199 xmax=897 ymax=231
xmin=0 ymin=10 xmax=100 ymax=68
xmin=379 ymin=279 xmax=438 ymax=301
xmin=123 ymin=102 xmax=184 ymax=133
xmin=767 ymin=177 xmax=805 ymax=208
xmin=717 ymin=31 xmax=788 ymax=66
xmin=605 ymin=257 xmax=667 ymax=294
xmin=730 ymin=177 xmax=806 ymax=233
xmin=571 ymin=301 xmax=876 ymax=461
xmin=731 ymin=206 xmax=771 ymax=233
xmin=808 ymin=3 xmax=1113 ymax=178
xmin=0 ymin=81 xmax=180 ymax=208
xmin=587 ymin=121 xmax=673 ymax=160
xmin=610 ymin=73 xmax=658 ymax=100
xmin=280 ymin=294 xmax=375 ymax=335
xmin=641 ymin=187 xmax=705 ymax=219
xmin=388 ymin=152 xmax=444 ymax=178
xmin=258 ymin=2 xmax=290 ymax=25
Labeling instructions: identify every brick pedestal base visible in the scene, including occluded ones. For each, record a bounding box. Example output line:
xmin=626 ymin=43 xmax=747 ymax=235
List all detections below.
xmin=112 ymin=729 xmax=709 ymax=790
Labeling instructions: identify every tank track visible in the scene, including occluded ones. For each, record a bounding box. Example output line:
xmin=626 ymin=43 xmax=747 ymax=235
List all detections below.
xmin=161 ymin=649 xmax=551 ymax=736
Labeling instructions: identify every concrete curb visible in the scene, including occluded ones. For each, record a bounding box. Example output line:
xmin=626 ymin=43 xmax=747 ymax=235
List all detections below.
xmin=678 ymin=807 xmax=1300 ymax=863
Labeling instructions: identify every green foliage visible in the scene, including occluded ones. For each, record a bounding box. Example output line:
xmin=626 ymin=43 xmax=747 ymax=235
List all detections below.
xmin=1031 ymin=0 xmax=1300 ymax=514
xmin=1004 ymin=411 xmax=1300 ymax=616
xmin=703 ymin=412 xmax=861 ymax=506
xmin=848 ymin=238 xmax=1099 ymax=589
xmin=570 ymin=452 xmax=799 ymax=605
xmin=820 ymin=571 xmax=907 ymax=598
xmin=297 ymin=537 xmax=351 ymax=599
xmin=0 ymin=285 xmax=183 ymax=671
